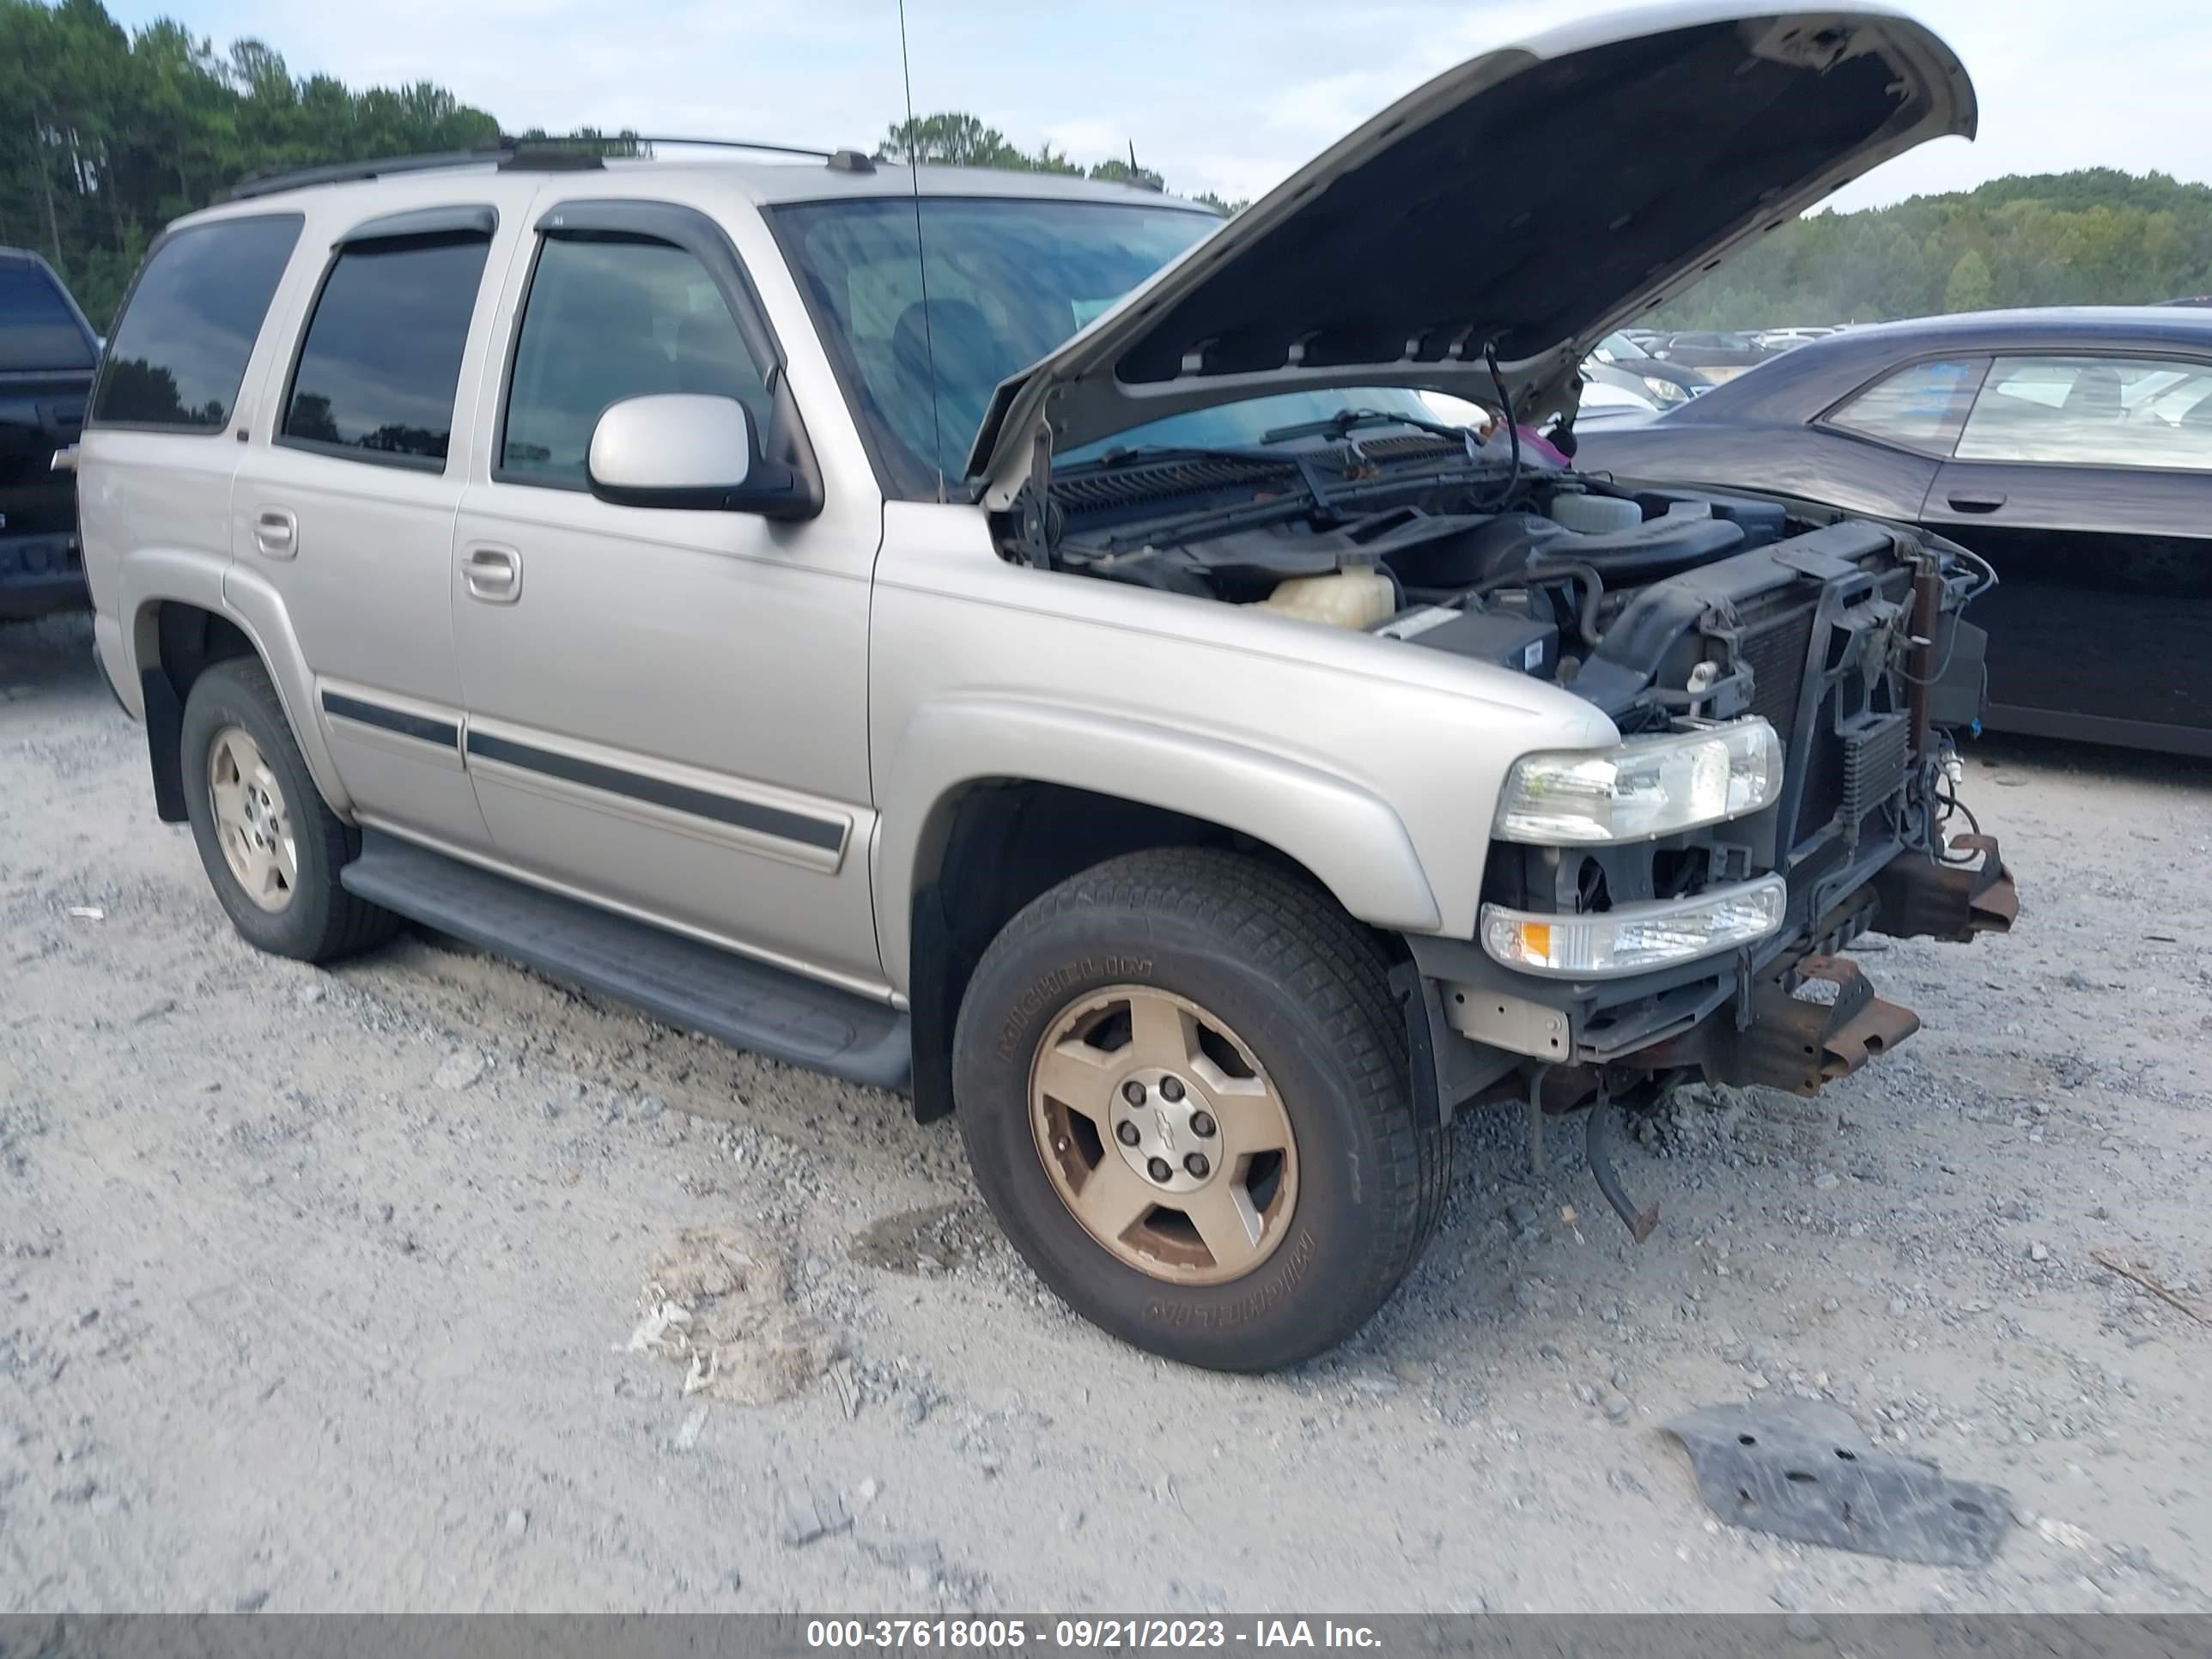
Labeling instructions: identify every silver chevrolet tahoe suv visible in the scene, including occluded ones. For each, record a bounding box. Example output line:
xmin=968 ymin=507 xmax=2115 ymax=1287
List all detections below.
xmin=79 ymin=6 xmax=2014 ymax=1370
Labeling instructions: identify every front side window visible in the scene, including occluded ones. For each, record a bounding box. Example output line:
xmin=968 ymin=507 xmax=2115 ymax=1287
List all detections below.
xmin=1825 ymin=357 xmax=1984 ymax=453
xmin=775 ymin=197 xmax=1218 ymax=496
xmin=1956 ymin=355 xmax=2212 ymax=471
xmin=500 ymin=234 xmax=771 ymax=488
xmin=282 ymin=234 xmax=490 ymax=466
xmin=92 ymin=216 xmax=301 ymax=430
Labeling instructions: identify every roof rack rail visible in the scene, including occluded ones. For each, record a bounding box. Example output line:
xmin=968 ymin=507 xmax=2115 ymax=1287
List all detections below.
xmin=222 ymin=134 xmax=858 ymax=203
xmin=596 ymin=136 xmax=834 ymax=160
xmin=224 ymin=146 xmax=512 ymax=202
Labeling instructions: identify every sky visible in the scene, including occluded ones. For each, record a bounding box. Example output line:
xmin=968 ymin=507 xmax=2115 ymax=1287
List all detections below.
xmin=103 ymin=0 xmax=2212 ymax=214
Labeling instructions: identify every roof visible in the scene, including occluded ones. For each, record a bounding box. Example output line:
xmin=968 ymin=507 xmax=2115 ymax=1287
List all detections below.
xmin=191 ymin=149 xmax=1206 ymax=220
xmin=1818 ymin=306 xmax=2212 ymax=349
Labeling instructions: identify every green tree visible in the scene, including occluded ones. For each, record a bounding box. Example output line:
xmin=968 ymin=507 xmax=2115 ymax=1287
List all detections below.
xmin=1087 ymin=155 xmax=1164 ymax=192
xmin=876 ymin=111 xmax=1178 ymax=194
xmin=878 ymin=112 xmax=1030 ymax=169
xmin=1652 ymin=167 xmax=2212 ymax=329
xmin=1943 ymin=247 xmax=1993 ymax=313
xmin=0 ymin=0 xmax=497 ymax=326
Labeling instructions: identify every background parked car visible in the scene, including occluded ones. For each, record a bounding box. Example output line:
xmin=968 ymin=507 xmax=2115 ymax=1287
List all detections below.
xmin=0 ymin=247 xmax=95 ymax=621
xmin=1645 ymin=329 xmax=1778 ymax=380
xmin=1750 ymin=326 xmax=1840 ymax=350
xmin=1575 ymin=362 xmax=1665 ymax=423
xmin=1575 ymin=307 xmax=2212 ymax=757
xmin=1587 ymin=330 xmax=1711 ymax=406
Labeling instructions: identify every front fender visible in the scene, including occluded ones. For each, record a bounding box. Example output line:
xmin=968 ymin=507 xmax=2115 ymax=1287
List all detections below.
xmin=873 ymin=695 xmax=1442 ymax=989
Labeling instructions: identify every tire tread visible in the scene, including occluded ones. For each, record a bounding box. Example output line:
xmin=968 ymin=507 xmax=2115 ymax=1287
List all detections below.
xmin=959 ymin=845 xmax=1450 ymax=1365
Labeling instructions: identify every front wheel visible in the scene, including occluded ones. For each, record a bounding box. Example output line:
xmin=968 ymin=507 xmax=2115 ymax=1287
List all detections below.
xmin=951 ymin=848 xmax=1449 ymax=1370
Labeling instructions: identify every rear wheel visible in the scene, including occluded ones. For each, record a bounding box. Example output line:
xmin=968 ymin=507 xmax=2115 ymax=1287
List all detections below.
xmin=179 ymin=657 xmax=399 ymax=962
xmin=952 ymin=848 xmax=1449 ymax=1370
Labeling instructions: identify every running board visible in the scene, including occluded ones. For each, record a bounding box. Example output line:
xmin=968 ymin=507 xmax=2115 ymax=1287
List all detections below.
xmin=340 ymin=832 xmax=911 ymax=1091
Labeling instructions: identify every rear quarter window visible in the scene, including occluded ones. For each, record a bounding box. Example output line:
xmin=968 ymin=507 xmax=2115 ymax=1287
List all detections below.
xmin=92 ymin=216 xmax=302 ymax=431
xmin=1823 ymin=357 xmax=1984 ymax=453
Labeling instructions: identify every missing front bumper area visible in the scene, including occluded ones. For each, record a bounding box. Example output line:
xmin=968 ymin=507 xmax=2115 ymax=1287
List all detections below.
xmin=1707 ymin=951 xmax=1922 ymax=1097
xmin=1871 ymin=833 xmax=2019 ymax=942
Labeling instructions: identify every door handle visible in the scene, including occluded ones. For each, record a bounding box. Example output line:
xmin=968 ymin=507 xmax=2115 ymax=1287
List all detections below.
xmin=254 ymin=507 xmax=297 ymax=558
xmin=1946 ymin=493 xmax=2006 ymax=514
xmin=463 ymin=544 xmax=523 ymax=604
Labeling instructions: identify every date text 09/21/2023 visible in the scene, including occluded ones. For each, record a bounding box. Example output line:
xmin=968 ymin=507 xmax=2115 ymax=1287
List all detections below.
xmin=805 ymin=1619 xmax=1384 ymax=1649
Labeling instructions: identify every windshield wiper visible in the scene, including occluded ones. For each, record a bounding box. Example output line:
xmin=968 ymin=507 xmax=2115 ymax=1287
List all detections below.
xmin=1072 ymin=441 xmax=1288 ymax=471
xmin=1260 ymin=405 xmax=1490 ymax=453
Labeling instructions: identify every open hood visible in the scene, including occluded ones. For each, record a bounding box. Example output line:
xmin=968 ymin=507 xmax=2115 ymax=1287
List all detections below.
xmin=969 ymin=3 xmax=1973 ymax=506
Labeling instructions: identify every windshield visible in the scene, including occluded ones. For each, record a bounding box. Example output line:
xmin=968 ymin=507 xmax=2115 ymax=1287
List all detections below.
xmin=1596 ymin=331 xmax=1650 ymax=362
xmin=775 ymin=196 xmax=1219 ymax=498
xmin=0 ymin=264 xmax=95 ymax=373
xmin=776 ymin=197 xmax=1492 ymax=498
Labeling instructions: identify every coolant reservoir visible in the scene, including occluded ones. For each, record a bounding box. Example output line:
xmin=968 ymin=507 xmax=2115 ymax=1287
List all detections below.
xmin=1547 ymin=492 xmax=1644 ymax=534
xmin=1258 ymin=563 xmax=1395 ymax=629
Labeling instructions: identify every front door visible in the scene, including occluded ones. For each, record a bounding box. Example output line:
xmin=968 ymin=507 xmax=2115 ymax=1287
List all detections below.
xmin=450 ymin=199 xmax=883 ymax=990
xmin=1920 ymin=352 xmax=2212 ymax=756
xmin=230 ymin=205 xmax=513 ymax=848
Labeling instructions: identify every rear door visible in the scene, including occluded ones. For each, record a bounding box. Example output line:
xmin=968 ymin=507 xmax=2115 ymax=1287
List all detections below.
xmin=1921 ymin=352 xmax=2212 ymax=755
xmin=228 ymin=202 xmax=515 ymax=848
xmin=449 ymin=197 xmax=882 ymax=988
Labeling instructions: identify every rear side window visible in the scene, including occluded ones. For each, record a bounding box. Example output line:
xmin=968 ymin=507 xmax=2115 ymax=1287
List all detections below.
xmin=1957 ymin=355 xmax=2212 ymax=471
xmin=93 ymin=216 xmax=301 ymax=430
xmin=1825 ymin=358 xmax=1984 ymax=453
xmin=283 ymin=235 xmax=491 ymax=467
xmin=499 ymin=234 xmax=772 ymax=488
xmin=0 ymin=263 xmax=94 ymax=372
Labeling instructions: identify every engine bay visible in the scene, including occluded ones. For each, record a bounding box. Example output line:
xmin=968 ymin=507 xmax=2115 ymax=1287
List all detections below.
xmin=1039 ymin=454 xmax=1984 ymax=738
xmin=1021 ymin=441 xmax=1997 ymax=919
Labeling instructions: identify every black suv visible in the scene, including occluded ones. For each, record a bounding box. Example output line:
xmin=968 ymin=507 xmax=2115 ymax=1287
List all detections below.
xmin=1 ymin=248 xmax=97 ymax=620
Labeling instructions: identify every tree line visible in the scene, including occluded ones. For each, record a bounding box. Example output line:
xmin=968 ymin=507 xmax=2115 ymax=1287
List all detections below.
xmin=876 ymin=111 xmax=1245 ymax=217
xmin=8 ymin=0 xmax=2209 ymax=333
xmin=1649 ymin=168 xmax=2212 ymax=328
xmin=0 ymin=0 xmax=1238 ymax=330
xmin=2 ymin=0 xmax=503 ymax=326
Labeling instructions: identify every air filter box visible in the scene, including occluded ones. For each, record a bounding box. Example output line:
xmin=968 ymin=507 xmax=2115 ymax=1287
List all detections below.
xmin=1376 ymin=605 xmax=1560 ymax=678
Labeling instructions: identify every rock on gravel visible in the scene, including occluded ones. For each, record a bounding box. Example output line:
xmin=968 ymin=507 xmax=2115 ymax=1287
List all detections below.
xmin=432 ymin=1049 xmax=485 ymax=1091
xmin=780 ymin=1486 xmax=853 ymax=1549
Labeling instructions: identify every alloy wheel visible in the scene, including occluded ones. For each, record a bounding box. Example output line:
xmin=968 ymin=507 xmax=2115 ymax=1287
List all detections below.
xmin=207 ymin=725 xmax=298 ymax=913
xmin=1029 ymin=984 xmax=1299 ymax=1285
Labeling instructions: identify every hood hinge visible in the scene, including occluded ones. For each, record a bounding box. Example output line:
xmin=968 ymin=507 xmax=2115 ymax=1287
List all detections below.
xmin=1012 ymin=413 xmax=1057 ymax=568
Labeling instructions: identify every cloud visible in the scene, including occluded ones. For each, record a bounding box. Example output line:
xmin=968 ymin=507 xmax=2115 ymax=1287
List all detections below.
xmin=108 ymin=0 xmax=2212 ymax=213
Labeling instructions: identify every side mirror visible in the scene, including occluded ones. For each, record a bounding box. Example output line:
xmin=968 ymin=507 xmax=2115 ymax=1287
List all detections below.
xmin=586 ymin=393 xmax=811 ymax=520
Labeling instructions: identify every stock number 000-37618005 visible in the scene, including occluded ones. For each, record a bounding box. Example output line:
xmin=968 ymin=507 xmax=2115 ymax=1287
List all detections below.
xmin=805 ymin=1620 xmax=1236 ymax=1648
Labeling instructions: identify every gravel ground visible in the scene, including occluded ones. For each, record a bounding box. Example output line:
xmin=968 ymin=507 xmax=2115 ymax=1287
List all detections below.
xmin=4 ymin=610 xmax=2211 ymax=1614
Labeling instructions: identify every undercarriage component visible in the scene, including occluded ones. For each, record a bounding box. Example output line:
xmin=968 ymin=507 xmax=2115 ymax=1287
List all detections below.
xmin=1872 ymin=833 xmax=2019 ymax=942
xmin=1706 ymin=952 xmax=1922 ymax=1097
xmin=1584 ymin=1091 xmax=1659 ymax=1243
xmin=1663 ymin=1398 xmax=2011 ymax=1567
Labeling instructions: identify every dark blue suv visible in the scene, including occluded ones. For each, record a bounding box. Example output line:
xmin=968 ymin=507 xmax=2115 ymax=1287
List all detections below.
xmin=1 ymin=247 xmax=97 ymax=620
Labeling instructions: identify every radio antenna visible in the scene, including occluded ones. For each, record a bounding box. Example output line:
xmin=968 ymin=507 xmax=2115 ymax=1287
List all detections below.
xmin=896 ymin=0 xmax=947 ymax=501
